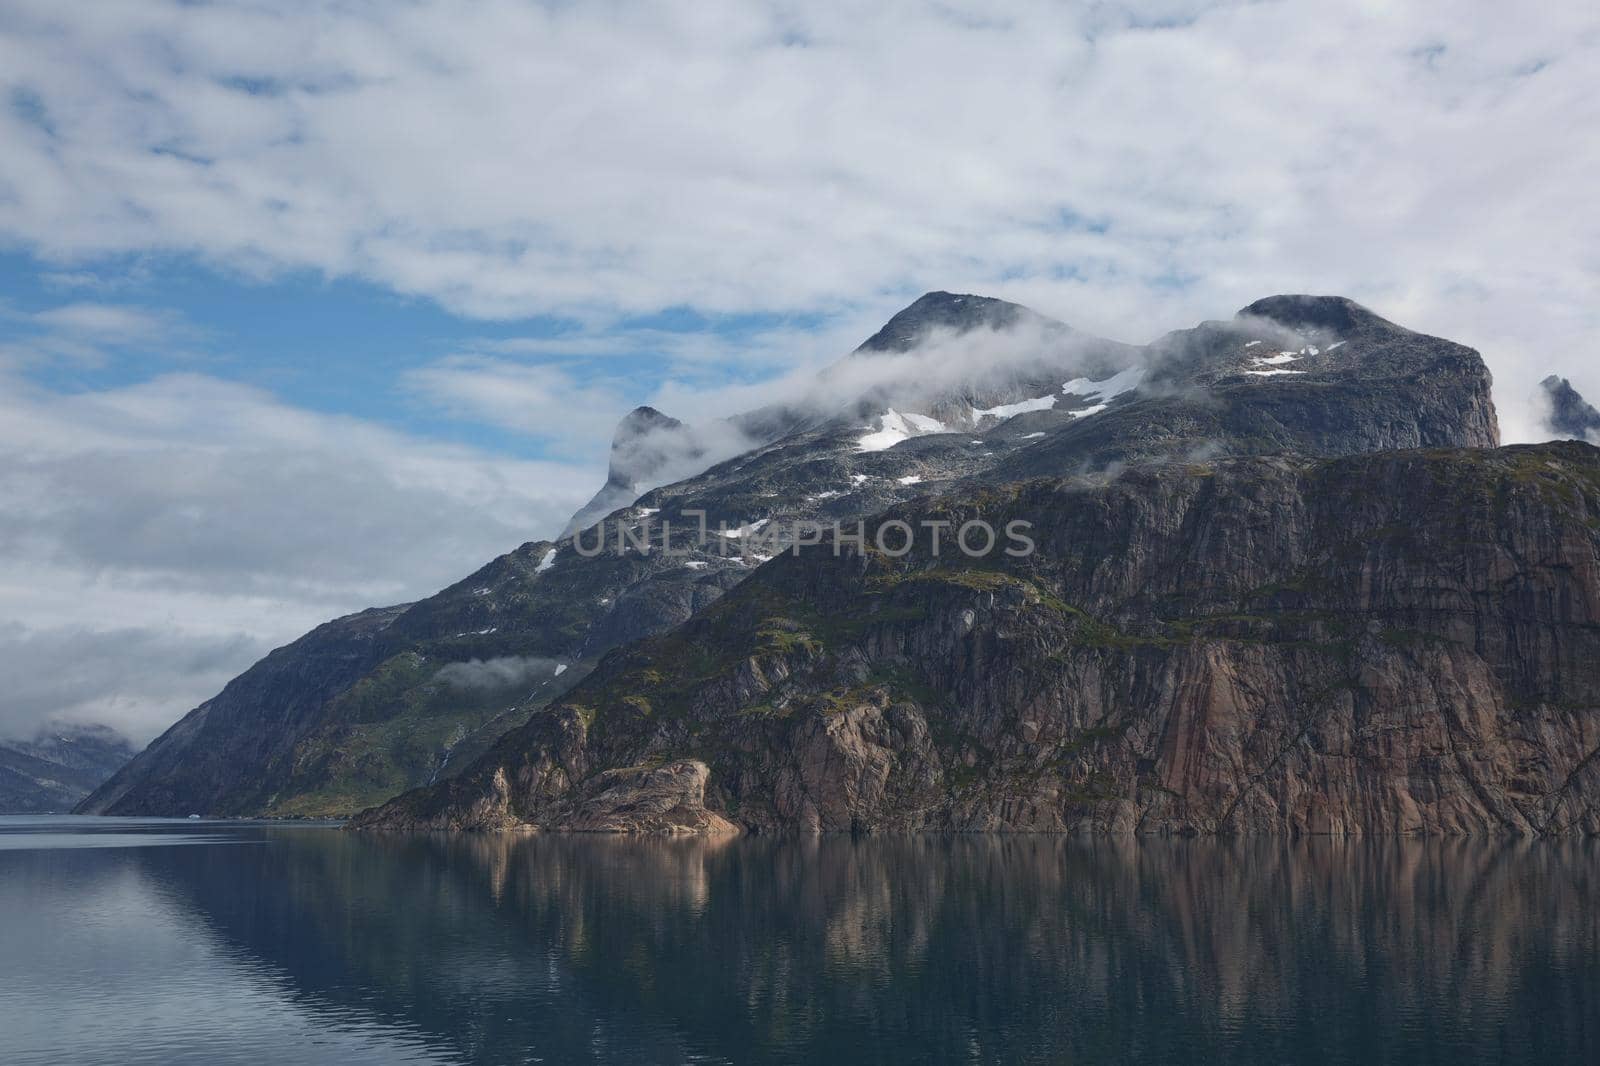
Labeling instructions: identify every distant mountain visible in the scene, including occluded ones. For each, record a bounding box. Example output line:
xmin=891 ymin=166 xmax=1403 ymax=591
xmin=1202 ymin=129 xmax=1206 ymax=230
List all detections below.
xmin=83 ymin=291 xmax=1507 ymax=823
xmin=1541 ymin=375 xmax=1600 ymax=442
xmin=1 ymin=725 xmax=136 ymax=813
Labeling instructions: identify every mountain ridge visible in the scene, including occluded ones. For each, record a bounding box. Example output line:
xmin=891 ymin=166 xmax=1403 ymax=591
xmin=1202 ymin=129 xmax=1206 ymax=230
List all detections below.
xmin=81 ymin=291 xmax=1509 ymax=823
xmin=354 ymin=442 xmax=1600 ymax=835
xmin=1 ymin=725 xmax=135 ymax=813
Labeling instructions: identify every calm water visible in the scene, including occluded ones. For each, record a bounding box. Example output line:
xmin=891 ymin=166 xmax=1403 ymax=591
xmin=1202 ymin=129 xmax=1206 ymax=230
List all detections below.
xmin=0 ymin=817 xmax=1596 ymax=1064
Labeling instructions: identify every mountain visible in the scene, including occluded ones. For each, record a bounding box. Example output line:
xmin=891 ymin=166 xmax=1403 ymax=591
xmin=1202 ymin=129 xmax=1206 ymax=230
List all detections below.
xmin=1541 ymin=375 xmax=1600 ymax=442
xmin=853 ymin=290 xmax=1038 ymax=353
xmin=84 ymin=292 xmax=1503 ymax=821
xmin=563 ymin=406 xmax=693 ymax=536
xmin=1 ymin=725 xmax=136 ymax=813
xmin=356 ymin=443 xmax=1600 ymax=835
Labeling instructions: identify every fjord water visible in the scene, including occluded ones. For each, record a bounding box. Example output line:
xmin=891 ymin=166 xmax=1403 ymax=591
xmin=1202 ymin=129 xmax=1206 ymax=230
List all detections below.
xmin=1 ymin=818 xmax=1595 ymax=1065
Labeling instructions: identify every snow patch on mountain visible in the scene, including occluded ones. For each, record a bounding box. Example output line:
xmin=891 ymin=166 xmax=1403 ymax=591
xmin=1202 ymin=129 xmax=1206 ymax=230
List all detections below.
xmin=857 ymin=410 xmax=917 ymax=451
xmin=857 ymin=409 xmax=955 ymax=451
xmin=970 ymin=394 xmax=1059 ymax=421
xmin=1061 ymin=365 xmax=1146 ymax=405
xmin=965 ymin=366 xmax=1145 ymax=430
xmin=721 ymin=518 xmax=770 ymax=539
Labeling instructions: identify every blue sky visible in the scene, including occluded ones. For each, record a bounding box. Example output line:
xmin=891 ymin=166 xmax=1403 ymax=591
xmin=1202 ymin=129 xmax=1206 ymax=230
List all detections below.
xmin=4 ymin=251 xmax=480 ymax=422
xmin=0 ymin=248 xmax=846 ymax=459
xmin=2 ymin=0 xmax=1597 ymax=741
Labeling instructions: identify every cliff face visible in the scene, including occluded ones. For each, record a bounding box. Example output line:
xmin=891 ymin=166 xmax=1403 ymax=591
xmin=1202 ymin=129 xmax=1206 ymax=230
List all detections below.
xmin=354 ymin=443 xmax=1600 ymax=835
xmin=85 ymin=293 xmax=1506 ymax=820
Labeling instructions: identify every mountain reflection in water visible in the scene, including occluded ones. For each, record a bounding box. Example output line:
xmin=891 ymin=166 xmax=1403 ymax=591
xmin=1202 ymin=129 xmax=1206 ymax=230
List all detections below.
xmin=1 ymin=820 xmax=1595 ymax=1065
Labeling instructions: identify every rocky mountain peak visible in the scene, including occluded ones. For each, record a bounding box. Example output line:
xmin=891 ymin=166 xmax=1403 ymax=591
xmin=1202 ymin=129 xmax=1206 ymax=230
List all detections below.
xmin=1541 ymin=376 xmax=1600 ymax=443
xmin=615 ymin=404 xmax=677 ymax=432
xmin=608 ymin=406 xmax=687 ymax=488
xmin=1237 ymin=294 xmax=1394 ymax=337
xmin=854 ymin=291 xmax=1036 ymax=354
xmin=561 ymin=405 xmax=696 ymax=537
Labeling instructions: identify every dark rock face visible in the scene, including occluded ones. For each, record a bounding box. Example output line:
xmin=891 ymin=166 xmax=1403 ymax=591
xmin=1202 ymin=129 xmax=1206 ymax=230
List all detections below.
xmin=995 ymin=294 xmax=1499 ymax=481
xmin=1238 ymin=294 xmax=1377 ymax=336
xmin=854 ymin=291 xmax=1032 ymax=354
xmin=87 ymin=292 xmax=1509 ymax=822
xmin=0 ymin=725 xmax=136 ymax=813
xmin=1541 ymin=375 xmax=1600 ymax=442
xmin=564 ymin=406 xmax=697 ymax=535
xmin=354 ymin=444 xmax=1600 ymax=835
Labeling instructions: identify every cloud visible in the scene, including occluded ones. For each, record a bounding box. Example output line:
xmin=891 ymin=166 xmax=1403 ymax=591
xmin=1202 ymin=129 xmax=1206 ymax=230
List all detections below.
xmin=30 ymin=302 xmax=168 ymax=338
xmin=0 ymin=365 xmax=595 ymax=742
xmin=0 ymin=622 xmax=267 ymax=743
xmin=400 ymin=312 xmax=882 ymax=464
xmin=0 ymin=299 xmax=195 ymax=367
xmin=433 ymin=656 xmax=564 ymax=692
xmin=0 ymin=0 xmax=1592 ymax=437
xmin=403 ymin=356 xmax=631 ymax=456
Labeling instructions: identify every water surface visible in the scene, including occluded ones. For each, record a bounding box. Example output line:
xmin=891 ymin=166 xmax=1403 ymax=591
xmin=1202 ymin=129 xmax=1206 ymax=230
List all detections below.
xmin=1 ymin=816 xmax=1595 ymax=1064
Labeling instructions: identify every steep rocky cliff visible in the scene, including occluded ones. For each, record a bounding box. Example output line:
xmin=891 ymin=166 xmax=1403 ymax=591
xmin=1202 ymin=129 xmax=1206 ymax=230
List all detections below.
xmin=85 ymin=292 xmax=1505 ymax=819
xmin=354 ymin=443 xmax=1600 ymax=835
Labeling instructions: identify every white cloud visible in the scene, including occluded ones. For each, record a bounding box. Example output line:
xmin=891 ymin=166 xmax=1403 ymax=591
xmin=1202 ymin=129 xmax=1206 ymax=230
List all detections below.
xmin=0 ymin=365 xmax=594 ymax=742
xmin=0 ymin=621 xmax=269 ymax=744
xmin=29 ymin=302 xmax=172 ymax=341
xmin=434 ymin=656 xmax=564 ymax=692
xmin=403 ymin=356 xmax=630 ymax=454
xmin=0 ymin=299 xmax=195 ymax=367
xmin=402 ymin=310 xmax=880 ymax=449
xmin=0 ymin=1 xmax=1592 ymax=434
